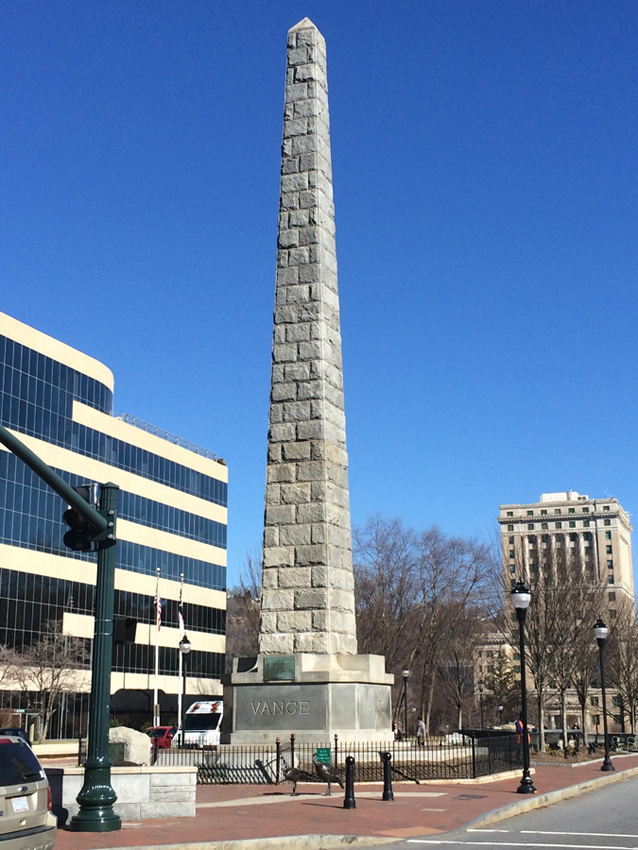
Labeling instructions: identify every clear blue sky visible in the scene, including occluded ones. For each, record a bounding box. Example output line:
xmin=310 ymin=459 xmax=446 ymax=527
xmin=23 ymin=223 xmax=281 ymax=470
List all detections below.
xmin=2 ymin=1 xmax=638 ymax=588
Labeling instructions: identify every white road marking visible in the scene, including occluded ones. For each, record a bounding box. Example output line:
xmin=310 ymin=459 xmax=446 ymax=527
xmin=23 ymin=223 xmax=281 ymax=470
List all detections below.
xmin=522 ymin=833 xmax=638 ymax=840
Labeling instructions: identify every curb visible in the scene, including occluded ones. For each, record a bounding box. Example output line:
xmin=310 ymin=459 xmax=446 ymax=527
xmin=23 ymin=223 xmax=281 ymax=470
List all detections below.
xmin=466 ymin=764 xmax=638 ymax=829
xmin=100 ymin=837 xmax=395 ymax=850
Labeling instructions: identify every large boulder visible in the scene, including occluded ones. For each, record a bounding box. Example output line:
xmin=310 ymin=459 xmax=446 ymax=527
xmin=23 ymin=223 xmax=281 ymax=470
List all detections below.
xmin=108 ymin=726 xmax=151 ymax=766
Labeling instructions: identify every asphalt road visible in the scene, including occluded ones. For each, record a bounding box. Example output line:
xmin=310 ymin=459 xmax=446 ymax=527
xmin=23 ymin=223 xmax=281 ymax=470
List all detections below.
xmin=402 ymin=773 xmax=638 ymax=850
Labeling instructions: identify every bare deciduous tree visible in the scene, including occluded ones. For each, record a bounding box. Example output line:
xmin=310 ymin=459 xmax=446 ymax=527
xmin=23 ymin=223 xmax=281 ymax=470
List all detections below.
xmin=2 ymin=621 xmax=89 ymax=742
xmin=225 ymin=552 xmax=262 ymax=670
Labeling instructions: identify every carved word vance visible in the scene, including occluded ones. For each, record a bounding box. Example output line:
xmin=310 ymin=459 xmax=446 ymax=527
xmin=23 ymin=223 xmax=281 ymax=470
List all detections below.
xmin=250 ymin=700 xmax=311 ymax=716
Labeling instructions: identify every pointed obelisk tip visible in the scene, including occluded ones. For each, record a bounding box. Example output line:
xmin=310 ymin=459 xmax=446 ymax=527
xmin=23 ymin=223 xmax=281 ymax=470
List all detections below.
xmin=289 ymin=17 xmax=318 ymax=32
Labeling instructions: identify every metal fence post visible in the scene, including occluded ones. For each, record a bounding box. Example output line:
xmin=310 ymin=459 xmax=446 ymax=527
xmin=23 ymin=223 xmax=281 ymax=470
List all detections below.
xmin=471 ymin=736 xmax=476 ymax=778
xmin=334 ymin=733 xmax=339 ymax=767
xmin=276 ymin=738 xmax=281 ymax=785
xmin=290 ymin=733 xmax=295 ymax=767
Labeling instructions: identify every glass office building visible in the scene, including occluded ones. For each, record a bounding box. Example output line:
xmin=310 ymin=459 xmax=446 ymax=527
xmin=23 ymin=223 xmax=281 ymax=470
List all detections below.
xmin=0 ymin=311 xmax=227 ymax=736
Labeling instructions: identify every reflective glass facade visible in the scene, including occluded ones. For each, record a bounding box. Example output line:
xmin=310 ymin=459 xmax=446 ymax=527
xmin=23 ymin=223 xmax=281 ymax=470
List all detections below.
xmin=0 ymin=316 xmax=228 ymax=733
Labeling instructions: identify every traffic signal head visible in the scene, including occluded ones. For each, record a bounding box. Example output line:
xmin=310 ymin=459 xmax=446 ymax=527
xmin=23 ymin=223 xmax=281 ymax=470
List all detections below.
xmin=63 ymin=485 xmax=95 ymax=551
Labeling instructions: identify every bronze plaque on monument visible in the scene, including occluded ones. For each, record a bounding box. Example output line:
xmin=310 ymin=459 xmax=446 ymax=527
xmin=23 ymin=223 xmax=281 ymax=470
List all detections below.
xmin=263 ymin=656 xmax=295 ymax=681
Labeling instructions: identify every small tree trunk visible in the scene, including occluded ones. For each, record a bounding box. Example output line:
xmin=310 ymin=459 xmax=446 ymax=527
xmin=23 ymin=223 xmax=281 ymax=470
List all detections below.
xmin=537 ymin=691 xmax=546 ymax=752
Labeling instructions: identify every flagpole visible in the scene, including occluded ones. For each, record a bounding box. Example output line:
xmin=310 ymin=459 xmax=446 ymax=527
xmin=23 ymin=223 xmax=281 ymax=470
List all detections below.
xmin=177 ymin=573 xmax=184 ymax=741
xmin=153 ymin=567 xmax=161 ymax=726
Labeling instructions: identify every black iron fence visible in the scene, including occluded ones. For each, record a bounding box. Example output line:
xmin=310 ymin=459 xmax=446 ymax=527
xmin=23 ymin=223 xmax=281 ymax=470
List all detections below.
xmin=142 ymin=732 xmax=516 ymax=785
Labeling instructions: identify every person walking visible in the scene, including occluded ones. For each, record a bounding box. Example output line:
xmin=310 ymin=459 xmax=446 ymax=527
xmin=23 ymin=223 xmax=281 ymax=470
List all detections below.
xmin=416 ymin=717 xmax=426 ymax=746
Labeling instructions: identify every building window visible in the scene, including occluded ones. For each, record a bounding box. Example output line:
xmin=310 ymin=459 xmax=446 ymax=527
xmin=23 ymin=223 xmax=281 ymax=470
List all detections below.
xmin=592 ymin=714 xmax=600 ymax=725
xmin=569 ymin=521 xmax=576 ymax=528
xmin=541 ymin=509 xmax=547 ymax=516
xmin=609 ymin=576 xmax=614 ymax=584
xmin=604 ymin=519 xmax=611 ymax=526
xmin=609 ymin=593 xmax=616 ymax=601
xmin=605 ymin=531 xmax=611 ymax=539
xmin=514 ymin=665 xmax=521 ymax=674
xmin=541 ymin=522 xmax=548 ymax=529
xmin=530 ymin=563 xmax=537 ymax=572
xmin=509 ymin=536 xmax=514 ymax=544
xmin=506 ymin=511 xmax=513 ymax=517
xmin=527 ymin=510 xmax=534 ymax=516
xmin=613 ymin=696 xmax=621 ymax=708
xmin=556 ymin=521 xmax=562 ymax=529
xmin=509 ymin=550 xmax=515 ymax=558
xmin=507 ymin=524 xmax=514 ymax=532
xmin=606 ymin=545 xmax=612 ymax=554
xmin=509 ymin=565 xmax=515 ymax=573
xmin=603 ymin=505 xmax=610 ymax=511
xmin=607 ymin=560 xmax=613 ymax=568
xmin=610 ymin=609 xmax=617 ymax=619
xmin=591 ymin=696 xmax=599 ymax=706
xmin=583 ymin=507 xmax=590 ymax=513
xmin=583 ymin=520 xmax=590 ymax=527
xmin=584 ymin=532 xmax=592 ymax=541
xmin=528 ymin=524 xmax=534 ymax=531
xmin=569 ymin=508 xmax=575 ymax=514
xmin=554 ymin=509 xmax=561 ymax=514
xmin=570 ymin=533 xmax=578 ymax=542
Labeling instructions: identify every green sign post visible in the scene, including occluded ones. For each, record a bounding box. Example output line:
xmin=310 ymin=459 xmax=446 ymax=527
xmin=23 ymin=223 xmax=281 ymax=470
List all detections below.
xmin=0 ymin=423 xmax=121 ymax=832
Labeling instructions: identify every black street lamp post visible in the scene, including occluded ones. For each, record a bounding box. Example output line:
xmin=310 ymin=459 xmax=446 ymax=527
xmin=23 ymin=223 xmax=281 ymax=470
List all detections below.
xmin=511 ymin=580 xmax=536 ymax=794
xmin=593 ymin=619 xmax=614 ymax=772
xmin=402 ymin=668 xmax=409 ymax=741
xmin=179 ymin=635 xmax=191 ymax=747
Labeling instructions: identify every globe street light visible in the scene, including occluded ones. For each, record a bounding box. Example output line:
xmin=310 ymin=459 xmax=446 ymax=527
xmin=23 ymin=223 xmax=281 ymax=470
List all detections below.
xmin=402 ymin=668 xmax=410 ymax=742
xmin=593 ymin=619 xmax=614 ymax=772
xmin=511 ymin=580 xmax=536 ymax=794
xmin=179 ymin=635 xmax=192 ymax=746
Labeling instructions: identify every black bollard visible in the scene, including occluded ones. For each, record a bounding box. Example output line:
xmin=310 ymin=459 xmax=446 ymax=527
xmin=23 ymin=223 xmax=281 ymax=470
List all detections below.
xmin=380 ymin=751 xmax=394 ymax=801
xmin=343 ymin=756 xmax=356 ymax=809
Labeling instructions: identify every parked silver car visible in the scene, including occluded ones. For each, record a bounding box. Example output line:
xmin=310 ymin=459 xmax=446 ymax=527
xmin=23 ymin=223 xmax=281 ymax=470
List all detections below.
xmin=0 ymin=735 xmax=56 ymax=850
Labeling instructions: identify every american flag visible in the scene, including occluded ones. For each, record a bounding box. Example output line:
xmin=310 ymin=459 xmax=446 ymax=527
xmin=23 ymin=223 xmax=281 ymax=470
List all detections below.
xmin=154 ymin=591 xmax=162 ymax=631
xmin=178 ymin=592 xmax=185 ymax=636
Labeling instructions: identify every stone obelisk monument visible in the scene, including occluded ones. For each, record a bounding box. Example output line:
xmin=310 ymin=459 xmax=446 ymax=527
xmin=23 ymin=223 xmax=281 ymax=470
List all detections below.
xmin=224 ymin=18 xmax=392 ymax=743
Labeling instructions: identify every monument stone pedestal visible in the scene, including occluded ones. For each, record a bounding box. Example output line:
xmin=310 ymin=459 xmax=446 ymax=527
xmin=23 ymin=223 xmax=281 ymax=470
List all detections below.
xmin=223 ymin=654 xmax=393 ymax=744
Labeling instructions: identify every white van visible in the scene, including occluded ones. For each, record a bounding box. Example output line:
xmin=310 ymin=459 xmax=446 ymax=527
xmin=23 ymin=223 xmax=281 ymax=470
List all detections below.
xmin=177 ymin=700 xmax=223 ymax=748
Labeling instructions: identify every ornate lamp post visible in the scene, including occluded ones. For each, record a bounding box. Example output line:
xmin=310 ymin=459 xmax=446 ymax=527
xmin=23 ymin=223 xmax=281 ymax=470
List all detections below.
xmin=402 ymin=668 xmax=410 ymax=741
xmin=179 ymin=635 xmax=191 ymax=746
xmin=593 ymin=619 xmax=614 ymax=772
xmin=511 ymin=580 xmax=536 ymax=794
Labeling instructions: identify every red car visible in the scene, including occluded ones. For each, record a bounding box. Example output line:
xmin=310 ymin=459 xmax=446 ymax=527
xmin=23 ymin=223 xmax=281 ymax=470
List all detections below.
xmin=146 ymin=726 xmax=176 ymax=749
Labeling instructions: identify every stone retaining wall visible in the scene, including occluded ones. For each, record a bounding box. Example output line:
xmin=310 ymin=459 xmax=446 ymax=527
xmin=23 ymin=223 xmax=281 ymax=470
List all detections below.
xmin=46 ymin=765 xmax=197 ymax=824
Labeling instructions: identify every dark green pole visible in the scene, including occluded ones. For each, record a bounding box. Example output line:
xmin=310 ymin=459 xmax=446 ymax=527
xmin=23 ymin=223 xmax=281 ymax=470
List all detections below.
xmin=71 ymin=481 xmax=121 ymax=832
xmin=0 ymin=423 xmax=121 ymax=832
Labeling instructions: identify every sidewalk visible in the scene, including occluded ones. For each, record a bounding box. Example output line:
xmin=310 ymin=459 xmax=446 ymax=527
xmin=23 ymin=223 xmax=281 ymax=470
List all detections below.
xmin=54 ymin=754 xmax=638 ymax=850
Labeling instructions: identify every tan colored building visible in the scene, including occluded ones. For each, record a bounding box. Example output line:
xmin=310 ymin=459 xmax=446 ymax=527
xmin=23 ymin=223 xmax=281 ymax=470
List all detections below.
xmin=499 ymin=491 xmax=634 ymax=618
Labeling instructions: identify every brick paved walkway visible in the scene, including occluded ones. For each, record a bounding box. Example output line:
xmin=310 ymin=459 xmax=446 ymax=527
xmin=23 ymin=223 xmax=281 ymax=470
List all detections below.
xmin=54 ymin=755 xmax=638 ymax=850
